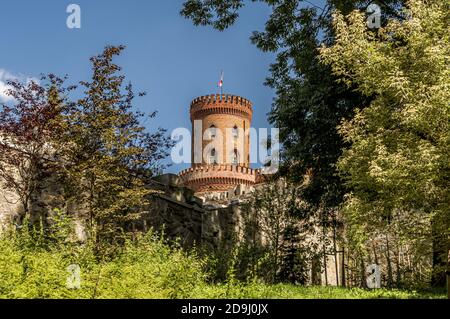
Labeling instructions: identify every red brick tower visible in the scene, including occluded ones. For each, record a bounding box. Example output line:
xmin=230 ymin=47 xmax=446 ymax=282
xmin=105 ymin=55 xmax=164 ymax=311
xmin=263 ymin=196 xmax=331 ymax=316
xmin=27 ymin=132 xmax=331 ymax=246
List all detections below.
xmin=179 ymin=94 xmax=259 ymax=194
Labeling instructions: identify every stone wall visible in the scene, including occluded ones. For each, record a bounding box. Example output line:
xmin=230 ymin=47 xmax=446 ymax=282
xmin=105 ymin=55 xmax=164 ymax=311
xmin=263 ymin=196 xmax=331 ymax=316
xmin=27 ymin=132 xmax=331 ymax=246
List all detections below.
xmin=0 ymin=173 xmax=344 ymax=286
xmin=0 ymin=184 xmax=21 ymax=229
xmin=140 ymin=174 xmax=245 ymax=249
xmin=0 ymin=172 xmax=231 ymax=248
xmin=0 ymin=165 xmax=65 ymax=229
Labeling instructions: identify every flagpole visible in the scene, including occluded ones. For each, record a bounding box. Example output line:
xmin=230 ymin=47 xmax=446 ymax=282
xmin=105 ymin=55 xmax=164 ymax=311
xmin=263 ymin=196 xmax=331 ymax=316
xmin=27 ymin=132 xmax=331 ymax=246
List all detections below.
xmin=220 ymin=70 xmax=223 ymax=96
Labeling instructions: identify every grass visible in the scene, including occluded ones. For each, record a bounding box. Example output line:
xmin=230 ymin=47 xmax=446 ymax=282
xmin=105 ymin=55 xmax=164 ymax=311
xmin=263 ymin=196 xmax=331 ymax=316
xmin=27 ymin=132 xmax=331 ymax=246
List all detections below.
xmin=191 ymin=284 xmax=447 ymax=299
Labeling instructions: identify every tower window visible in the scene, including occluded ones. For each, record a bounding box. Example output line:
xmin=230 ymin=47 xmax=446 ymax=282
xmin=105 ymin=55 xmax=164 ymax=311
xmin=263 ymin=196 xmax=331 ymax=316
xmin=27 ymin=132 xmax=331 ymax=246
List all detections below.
xmin=232 ymin=125 xmax=239 ymax=139
xmin=232 ymin=149 xmax=239 ymax=165
xmin=209 ymin=125 xmax=217 ymax=139
xmin=209 ymin=148 xmax=217 ymax=164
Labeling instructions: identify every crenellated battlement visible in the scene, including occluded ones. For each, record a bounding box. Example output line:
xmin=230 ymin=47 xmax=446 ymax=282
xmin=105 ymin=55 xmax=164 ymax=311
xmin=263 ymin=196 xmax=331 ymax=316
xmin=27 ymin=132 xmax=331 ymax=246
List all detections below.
xmin=191 ymin=94 xmax=253 ymax=109
xmin=190 ymin=94 xmax=253 ymax=120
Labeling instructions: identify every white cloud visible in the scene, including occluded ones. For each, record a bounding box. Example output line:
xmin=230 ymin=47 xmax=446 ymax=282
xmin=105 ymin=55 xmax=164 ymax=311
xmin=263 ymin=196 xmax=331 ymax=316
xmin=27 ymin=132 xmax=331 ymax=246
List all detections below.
xmin=0 ymin=69 xmax=16 ymax=102
xmin=0 ymin=69 xmax=16 ymax=80
xmin=0 ymin=69 xmax=38 ymax=103
xmin=0 ymin=82 xmax=13 ymax=102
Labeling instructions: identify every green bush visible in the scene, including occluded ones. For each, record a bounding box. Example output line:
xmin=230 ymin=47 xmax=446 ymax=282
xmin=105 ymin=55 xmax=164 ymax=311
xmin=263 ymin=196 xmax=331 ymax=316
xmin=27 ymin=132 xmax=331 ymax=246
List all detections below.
xmin=0 ymin=219 xmax=445 ymax=299
xmin=0 ymin=227 xmax=206 ymax=299
xmin=92 ymin=235 xmax=206 ymax=299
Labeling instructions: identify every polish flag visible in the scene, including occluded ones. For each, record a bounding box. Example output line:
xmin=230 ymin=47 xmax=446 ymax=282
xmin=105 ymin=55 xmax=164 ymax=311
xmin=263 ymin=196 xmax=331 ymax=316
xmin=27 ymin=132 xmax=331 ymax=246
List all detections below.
xmin=218 ymin=71 xmax=224 ymax=87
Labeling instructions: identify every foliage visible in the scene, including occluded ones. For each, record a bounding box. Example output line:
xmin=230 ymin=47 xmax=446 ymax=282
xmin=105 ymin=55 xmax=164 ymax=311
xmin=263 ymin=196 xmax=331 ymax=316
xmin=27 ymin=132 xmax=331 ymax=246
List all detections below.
xmin=218 ymin=180 xmax=320 ymax=284
xmin=60 ymin=45 xmax=173 ymax=255
xmin=181 ymin=0 xmax=403 ymax=211
xmin=0 ymin=219 xmax=205 ymax=299
xmin=320 ymin=0 xmax=450 ymax=287
xmin=0 ymin=46 xmax=173 ymax=257
xmin=0 ymin=75 xmax=74 ymax=224
xmin=180 ymin=0 xmax=448 ymax=290
xmin=190 ymin=283 xmax=445 ymax=299
xmin=202 ymin=235 xmax=274 ymax=284
xmin=0 ymin=220 xmax=445 ymax=299
xmin=181 ymin=0 xmax=402 ymax=289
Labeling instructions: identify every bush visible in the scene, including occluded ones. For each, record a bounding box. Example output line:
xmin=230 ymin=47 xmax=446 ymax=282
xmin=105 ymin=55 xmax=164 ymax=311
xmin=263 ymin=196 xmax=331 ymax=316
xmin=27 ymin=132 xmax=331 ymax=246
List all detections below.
xmin=0 ymin=227 xmax=206 ymax=299
xmin=0 ymin=218 xmax=444 ymax=299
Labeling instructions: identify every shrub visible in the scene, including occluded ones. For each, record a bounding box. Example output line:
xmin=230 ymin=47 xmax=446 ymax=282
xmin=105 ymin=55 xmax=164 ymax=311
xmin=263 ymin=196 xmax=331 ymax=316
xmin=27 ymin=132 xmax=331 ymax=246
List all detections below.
xmin=0 ymin=226 xmax=206 ymax=299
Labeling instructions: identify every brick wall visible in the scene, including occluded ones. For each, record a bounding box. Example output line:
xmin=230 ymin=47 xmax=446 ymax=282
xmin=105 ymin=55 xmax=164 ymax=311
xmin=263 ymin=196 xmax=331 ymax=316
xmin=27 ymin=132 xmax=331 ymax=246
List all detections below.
xmin=184 ymin=94 xmax=259 ymax=193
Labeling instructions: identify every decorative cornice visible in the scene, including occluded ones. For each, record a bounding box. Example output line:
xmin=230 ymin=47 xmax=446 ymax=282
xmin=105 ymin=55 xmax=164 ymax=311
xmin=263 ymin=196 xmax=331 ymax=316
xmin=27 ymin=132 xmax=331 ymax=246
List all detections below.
xmin=179 ymin=164 xmax=259 ymax=177
xmin=179 ymin=164 xmax=260 ymax=193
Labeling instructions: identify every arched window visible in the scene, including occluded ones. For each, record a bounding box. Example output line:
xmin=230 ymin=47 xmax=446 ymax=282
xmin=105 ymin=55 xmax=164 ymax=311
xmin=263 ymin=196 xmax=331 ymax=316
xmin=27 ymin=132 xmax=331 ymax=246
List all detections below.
xmin=231 ymin=149 xmax=239 ymax=165
xmin=209 ymin=148 xmax=217 ymax=164
xmin=209 ymin=125 xmax=217 ymax=139
xmin=232 ymin=125 xmax=239 ymax=139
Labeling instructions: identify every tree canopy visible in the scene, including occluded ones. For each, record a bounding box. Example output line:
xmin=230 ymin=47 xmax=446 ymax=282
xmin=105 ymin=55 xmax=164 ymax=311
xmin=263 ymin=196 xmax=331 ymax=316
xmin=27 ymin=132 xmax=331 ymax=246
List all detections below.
xmin=320 ymin=0 xmax=450 ymax=286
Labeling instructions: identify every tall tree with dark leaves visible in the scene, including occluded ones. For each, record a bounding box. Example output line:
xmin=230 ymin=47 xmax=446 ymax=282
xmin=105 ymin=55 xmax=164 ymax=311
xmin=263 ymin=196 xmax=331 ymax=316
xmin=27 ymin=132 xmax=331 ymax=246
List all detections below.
xmin=181 ymin=0 xmax=402 ymax=210
xmin=181 ymin=0 xmax=403 ymax=285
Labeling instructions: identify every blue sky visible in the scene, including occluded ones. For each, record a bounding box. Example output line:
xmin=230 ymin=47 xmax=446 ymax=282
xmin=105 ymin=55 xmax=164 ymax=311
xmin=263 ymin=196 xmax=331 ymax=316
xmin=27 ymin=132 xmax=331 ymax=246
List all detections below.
xmin=0 ymin=1 xmax=277 ymax=173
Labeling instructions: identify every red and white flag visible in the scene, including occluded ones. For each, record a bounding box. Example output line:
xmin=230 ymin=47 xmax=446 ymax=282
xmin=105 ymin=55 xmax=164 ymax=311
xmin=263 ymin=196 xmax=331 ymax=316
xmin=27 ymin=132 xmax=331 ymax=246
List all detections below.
xmin=218 ymin=71 xmax=224 ymax=87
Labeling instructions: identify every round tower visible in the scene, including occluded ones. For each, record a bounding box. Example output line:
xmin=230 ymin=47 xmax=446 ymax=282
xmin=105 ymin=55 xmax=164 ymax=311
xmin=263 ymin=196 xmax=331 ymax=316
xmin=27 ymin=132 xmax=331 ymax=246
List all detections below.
xmin=179 ymin=94 xmax=259 ymax=194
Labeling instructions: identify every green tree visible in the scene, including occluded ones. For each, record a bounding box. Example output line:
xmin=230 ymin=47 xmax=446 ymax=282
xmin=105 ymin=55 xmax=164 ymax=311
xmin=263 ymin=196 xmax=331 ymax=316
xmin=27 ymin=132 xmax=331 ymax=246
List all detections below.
xmin=63 ymin=46 xmax=173 ymax=255
xmin=181 ymin=0 xmax=402 ymax=209
xmin=181 ymin=0 xmax=404 ymax=286
xmin=320 ymin=0 xmax=450 ymax=287
xmin=241 ymin=179 xmax=318 ymax=283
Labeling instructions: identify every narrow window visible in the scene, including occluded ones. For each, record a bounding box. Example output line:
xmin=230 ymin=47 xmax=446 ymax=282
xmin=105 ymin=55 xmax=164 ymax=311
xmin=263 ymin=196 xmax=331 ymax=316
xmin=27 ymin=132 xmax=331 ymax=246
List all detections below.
xmin=232 ymin=149 xmax=239 ymax=165
xmin=210 ymin=148 xmax=217 ymax=164
xmin=232 ymin=125 xmax=239 ymax=139
xmin=209 ymin=125 xmax=216 ymax=139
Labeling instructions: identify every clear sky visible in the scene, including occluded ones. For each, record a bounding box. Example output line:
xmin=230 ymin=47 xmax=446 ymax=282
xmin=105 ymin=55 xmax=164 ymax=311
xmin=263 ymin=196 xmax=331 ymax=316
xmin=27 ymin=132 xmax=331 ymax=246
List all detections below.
xmin=0 ymin=0 xmax=277 ymax=173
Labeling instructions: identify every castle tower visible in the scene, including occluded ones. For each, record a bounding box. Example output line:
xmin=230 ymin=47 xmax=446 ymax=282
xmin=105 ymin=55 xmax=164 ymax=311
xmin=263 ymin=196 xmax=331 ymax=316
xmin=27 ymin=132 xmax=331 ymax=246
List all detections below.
xmin=179 ymin=94 xmax=259 ymax=194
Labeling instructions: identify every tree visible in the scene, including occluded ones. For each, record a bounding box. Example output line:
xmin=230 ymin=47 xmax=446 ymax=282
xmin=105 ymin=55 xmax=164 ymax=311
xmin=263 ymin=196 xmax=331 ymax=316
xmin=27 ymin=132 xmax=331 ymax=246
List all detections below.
xmin=63 ymin=46 xmax=173 ymax=253
xmin=242 ymin=179 xmax=319 ymax=283
xmin=0 ymin=75 xmax=74 ymax=226
xmin=180 ymin=0 xmax=403 ymax=240
xmin=181 ymin=0 xmax=402 ymax=209
xmin=320 ymin=0 xmax=450 ymax=287
xmin=181 ymin=0 xmax=404 ymax=286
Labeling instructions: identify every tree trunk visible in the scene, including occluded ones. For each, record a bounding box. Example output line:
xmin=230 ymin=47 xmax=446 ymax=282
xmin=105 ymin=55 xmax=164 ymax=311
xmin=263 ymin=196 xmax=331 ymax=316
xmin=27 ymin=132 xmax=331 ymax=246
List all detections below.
xmin=447 ymin=249 xmax=450 ymax=299
xmin=395 ymin=243 xmax=401 ymax=288
xmin=447 ymin=271 xmax=450 ymax=299
xmin=385 ymin=234 xmax=394 ymax=288
xmin=431 ymin=216 xmax=448 ymax=288
xmin=341 ymin=247 xmax=346 ymax=287
xmin=322 ymin=222 xmax=328 ymax=286
xmin=332 ymin=223 xmax=339 ymax=286
xmin=372 ymin=240 xmax=379 ymax=265
xmin=360 ymin=254 xmax=366 ymax=288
